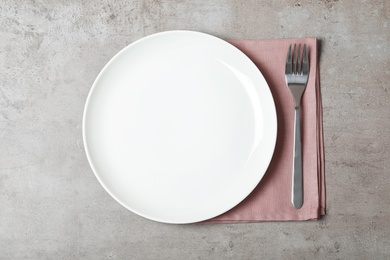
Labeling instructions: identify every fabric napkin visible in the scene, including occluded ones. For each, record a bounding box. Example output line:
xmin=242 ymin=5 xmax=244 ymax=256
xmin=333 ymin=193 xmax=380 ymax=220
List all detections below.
xmin=204 ymin=38 xmax=325 ymax=223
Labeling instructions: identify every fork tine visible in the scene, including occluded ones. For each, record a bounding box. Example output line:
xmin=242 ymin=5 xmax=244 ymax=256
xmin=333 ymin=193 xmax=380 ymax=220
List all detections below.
xmin=302 ymin=44 xmax=309 ymax=75
xmin=293 ymin=44 xmax=297 ymax=75
xmin=285 ymin=44 xmax=292 ymax=74
xmin=297 ymin=44 xmax=302 ymax=75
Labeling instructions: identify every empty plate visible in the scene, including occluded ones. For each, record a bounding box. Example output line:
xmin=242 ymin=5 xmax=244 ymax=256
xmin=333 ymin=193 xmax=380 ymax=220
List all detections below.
xmin=83 ymin=30 xmax=277 ymax=223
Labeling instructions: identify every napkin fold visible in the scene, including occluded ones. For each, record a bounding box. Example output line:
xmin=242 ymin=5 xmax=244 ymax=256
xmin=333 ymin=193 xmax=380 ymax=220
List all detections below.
xmin=205 ymin=38 xmax=325 ymax=223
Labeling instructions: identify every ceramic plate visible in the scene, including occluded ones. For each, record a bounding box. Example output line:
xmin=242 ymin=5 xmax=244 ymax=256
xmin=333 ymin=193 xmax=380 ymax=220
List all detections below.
xmin=83 ymin=31 xmax=277 ymax=224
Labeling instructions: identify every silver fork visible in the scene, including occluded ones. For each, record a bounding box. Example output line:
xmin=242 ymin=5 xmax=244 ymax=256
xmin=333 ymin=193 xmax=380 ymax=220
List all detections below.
xmin=285 ymin=43 xmax=309 ymax=209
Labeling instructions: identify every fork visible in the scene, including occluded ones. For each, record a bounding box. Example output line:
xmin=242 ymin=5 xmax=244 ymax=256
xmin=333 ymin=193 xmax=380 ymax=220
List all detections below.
xmin=285 ymin=43 xmax=309 ymax=209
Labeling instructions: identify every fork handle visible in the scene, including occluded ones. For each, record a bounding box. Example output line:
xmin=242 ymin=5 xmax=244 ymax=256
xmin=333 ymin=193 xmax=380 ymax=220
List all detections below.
xmin=292 ymin=106 xmax=303 ymax=209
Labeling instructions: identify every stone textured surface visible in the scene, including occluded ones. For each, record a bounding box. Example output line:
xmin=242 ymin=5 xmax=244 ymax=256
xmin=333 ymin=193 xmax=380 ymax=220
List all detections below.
xmin=1 ymin=0 xmax=389 ymax=259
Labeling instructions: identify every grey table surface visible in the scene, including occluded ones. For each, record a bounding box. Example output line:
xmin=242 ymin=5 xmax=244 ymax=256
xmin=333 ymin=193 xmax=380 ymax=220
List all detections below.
xmin=1 ymin=0 xmax=389 ymax=259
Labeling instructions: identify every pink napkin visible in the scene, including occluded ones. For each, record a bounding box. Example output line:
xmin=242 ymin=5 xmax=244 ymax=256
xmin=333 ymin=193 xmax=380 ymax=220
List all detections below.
xmin=205 ymin=38 xmax=325 ymax=223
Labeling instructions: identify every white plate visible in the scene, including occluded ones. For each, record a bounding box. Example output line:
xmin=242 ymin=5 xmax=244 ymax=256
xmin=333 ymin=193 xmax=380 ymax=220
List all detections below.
xmin=83 ymin=31 xmax=277 ymax=224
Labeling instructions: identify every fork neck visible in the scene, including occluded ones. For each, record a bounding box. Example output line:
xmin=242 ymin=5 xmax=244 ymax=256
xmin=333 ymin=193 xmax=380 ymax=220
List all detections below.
xmin=288 ymin=84 xmax=305 ymax=108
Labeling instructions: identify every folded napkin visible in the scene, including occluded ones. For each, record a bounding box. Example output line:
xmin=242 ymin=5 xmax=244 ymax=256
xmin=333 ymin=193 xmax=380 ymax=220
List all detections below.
xmin=205 ymin=38 xmax=325 ymax=223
